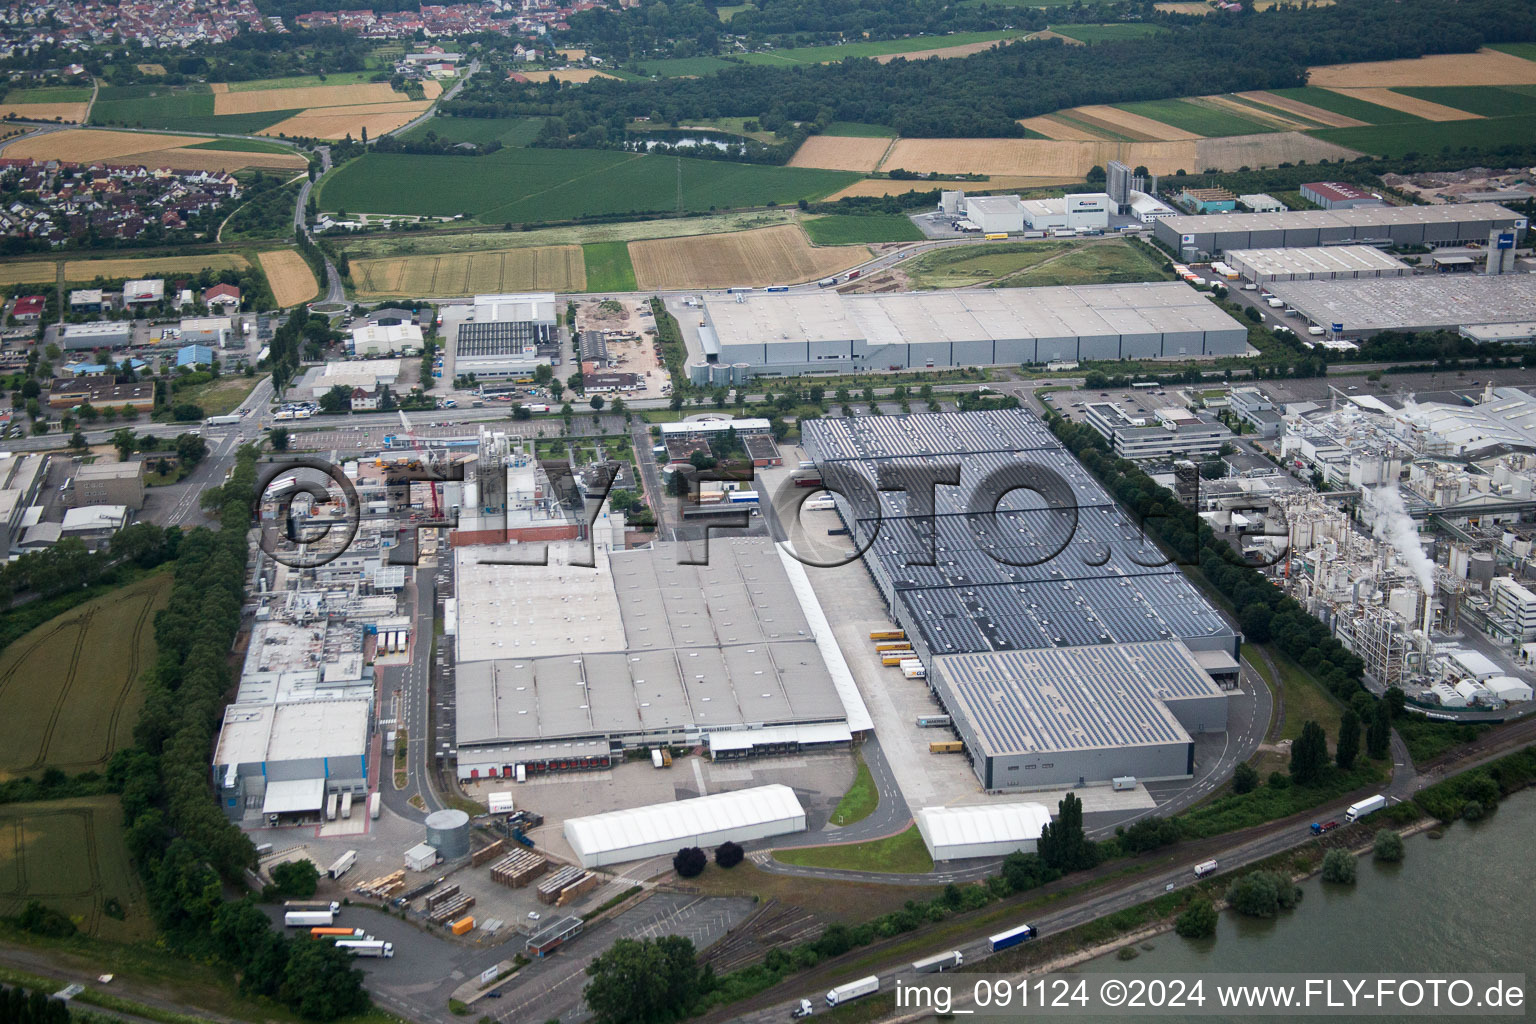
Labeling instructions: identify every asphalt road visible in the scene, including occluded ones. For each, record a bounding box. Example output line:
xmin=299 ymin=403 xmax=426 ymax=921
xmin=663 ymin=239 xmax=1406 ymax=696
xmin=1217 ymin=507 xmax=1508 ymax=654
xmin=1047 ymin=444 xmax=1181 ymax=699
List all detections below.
xmin=379 ymin=564 xmax=444 ymax=822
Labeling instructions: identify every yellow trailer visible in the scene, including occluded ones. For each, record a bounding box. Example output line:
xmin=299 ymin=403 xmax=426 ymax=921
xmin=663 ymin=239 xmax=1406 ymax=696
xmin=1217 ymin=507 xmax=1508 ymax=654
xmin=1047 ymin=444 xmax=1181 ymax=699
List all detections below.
xmin=928 ymin=741 xmax=963 ymax=754
xmin=875 ymin=642 xmax=913 ymax=653
xmin=869 ymin=629 xmax=906 ymax=641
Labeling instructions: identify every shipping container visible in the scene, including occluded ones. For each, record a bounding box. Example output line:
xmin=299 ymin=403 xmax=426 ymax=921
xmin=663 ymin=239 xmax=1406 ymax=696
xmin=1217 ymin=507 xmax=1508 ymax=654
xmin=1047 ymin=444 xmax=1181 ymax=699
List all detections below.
xmin=1345 ymin=795 xmax=1387 ymax=822
xmin=984 ymin=233 xmax=1008 ymax=241
xmin=881 ymin=656 xmax=909 ymax=667
xmin=285 ymin=900 xmax=341 ymax=913
xmin=989 ymin=923 xmax=1037 ymax=952
xmin=915 ymin=715 xmax=951 ymax=728
xmin=817 ymin=277 xmax=838 ymax=288
xmin=928 ymin=741 xmax=963 ymax=754
xmin=875 ymin=642 xmax=913 ymax=653
xmin=326 ymin=793 xmax=338 ymax=821
xmin=766 ymin=285 xmax=790 ymax=292
xmin=1112 ymin=777 xmax=1137 ymax=792
xmin=451 ymin=916 xmax=475 ymax=936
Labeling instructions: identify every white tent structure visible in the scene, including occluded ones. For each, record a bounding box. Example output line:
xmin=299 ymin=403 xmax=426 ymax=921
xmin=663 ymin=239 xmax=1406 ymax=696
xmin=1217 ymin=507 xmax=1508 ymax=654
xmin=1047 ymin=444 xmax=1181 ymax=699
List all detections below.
xmin=564 ymin=784 xmax=806 ymax=868
xmin=915 ymin=803 xmax=1053 ymax=861
xmin=1484 ymin=676 xmax=1533 ymax=703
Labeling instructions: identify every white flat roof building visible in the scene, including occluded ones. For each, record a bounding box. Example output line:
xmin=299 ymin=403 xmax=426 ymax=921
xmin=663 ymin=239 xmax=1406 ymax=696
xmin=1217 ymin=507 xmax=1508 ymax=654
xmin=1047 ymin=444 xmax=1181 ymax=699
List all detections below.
xmin=474 ymin=293 xmax=557 ymax=324
xmin=1227 ymin=245 xmax=1411 ymax=284
xmin=311 ymin=358 xmax=402 ymax=396
xmin=352 ymin=322 xmax=424 ymax=356
xmin=964 ymin=195 xmax=1024 ymax=234
xmin=1266 ymin=275 xmax=1536 ymax=335
xmin=564 ymin=784 xmax=806 ymax=867
xmin=916 ymin=803 xmax=1053 ymax=860
xmin=122 ymin=278 xmax=165 ymax=305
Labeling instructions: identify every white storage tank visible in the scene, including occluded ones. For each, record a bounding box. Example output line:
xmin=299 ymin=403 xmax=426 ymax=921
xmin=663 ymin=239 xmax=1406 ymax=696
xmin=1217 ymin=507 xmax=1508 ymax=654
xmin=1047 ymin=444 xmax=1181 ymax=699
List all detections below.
xmin=425 ymin=808 xmax=471 ymax=860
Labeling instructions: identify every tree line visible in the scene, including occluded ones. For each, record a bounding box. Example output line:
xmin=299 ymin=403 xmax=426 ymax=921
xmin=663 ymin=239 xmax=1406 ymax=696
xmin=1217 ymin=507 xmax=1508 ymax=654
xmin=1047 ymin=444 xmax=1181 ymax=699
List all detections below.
xmin=445 ymin=0 xmax=1535 ymax=143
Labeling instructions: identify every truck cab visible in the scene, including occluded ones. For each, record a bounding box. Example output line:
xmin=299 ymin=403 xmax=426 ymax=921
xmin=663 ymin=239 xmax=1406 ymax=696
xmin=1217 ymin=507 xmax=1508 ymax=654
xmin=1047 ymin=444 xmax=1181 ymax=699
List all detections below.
xmin=1310 ymin=821 xmax=1340 ymax=835
xmin=792 ymin=998 xmax=814 ymax=1018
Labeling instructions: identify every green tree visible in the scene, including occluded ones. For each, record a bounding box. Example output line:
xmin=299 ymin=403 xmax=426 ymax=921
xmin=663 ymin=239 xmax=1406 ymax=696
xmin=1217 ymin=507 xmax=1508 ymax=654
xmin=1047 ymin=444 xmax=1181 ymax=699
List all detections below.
xmin=269 ymin=859 xmax=320 ymax=898
xmin=175 ymin=432 xmax=208 ymax=467
xmin=1038 ymin=792 xmax=1097 ymax=872
xmin=1372 ymin=829 xmax=1404 ymax=863
xmin=1321 ymin=848 xmax=1356 ymax=885
xmin=715 ymin=841 xmax=744 ymax=868
xmin=583 ymin=936 xmax=700 ymax=1024
xmin=69 ymin=429 xmax=88 ymax=449
xmin=1232 ymin=761 xmax=1259 ymax=794
xmin=589 ymin=395 xmax=605 ymax=410
xmin=1366 ymin=700 xmax=1391 ymax=759
xmin=1289 ymin=720 xmax=1328 ymax=786
xmin=1226 ymin=870 xmax=1301 ymax=919
xmin=270 ymin=427 xmax=290 ymax=451
xmin=111 ymin=427 xmax=137 ymax=462
xmin=1335 ymin=708 xmax=1360 ymax=770
xmin=673 ymin=847 xmax=706 ymax=878
xmin=279 ymin=938 xmax=369 ymax=1021
xmin=1174 ymin=897 xmax=1218 ymax=939
xmin=319 ymin=385 xmax=352 ymax=414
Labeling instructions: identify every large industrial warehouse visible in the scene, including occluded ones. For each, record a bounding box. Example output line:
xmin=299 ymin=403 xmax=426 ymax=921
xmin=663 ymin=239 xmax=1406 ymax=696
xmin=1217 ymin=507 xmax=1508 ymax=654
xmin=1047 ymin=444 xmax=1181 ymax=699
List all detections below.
xmin=915 ymin=803 xmax=1053 ymax=861
xmin=452 ymin=538 xmax=871 ymax=779
xmin=699 ymin=283 xmax=1249 ymax=378
xmin=933 ymin=642 xmax=1229 ymax=791
xmin=1155 ymin=202 xmax=1526 ymax=256
xmin=1265 ymin=275 xmax=1536 ymax=336
xmin=564 ymin=784 xmax=807 ymax=867
xmin=801 ymin=409 xmax=1237 ymax=791
xmin=1225 ymin=245 xmax=1412 ymax=284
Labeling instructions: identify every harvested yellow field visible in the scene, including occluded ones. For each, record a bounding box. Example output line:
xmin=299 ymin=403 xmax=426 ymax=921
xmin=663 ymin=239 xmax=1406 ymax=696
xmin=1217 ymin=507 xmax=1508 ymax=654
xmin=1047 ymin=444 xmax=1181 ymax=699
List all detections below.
xmin=557 ymin=48 xmax=588 ymax=60
xmin=881 ymin=138 xmax=1197 ymax=177
xmin=1070 ymin=105 xmax=1201 ymax=141
xmin=208 ymin=82 xmax=228 ymax=93
xmin=136 ymin=63 xmax=167 ymax=76
xmin=4 ymin=129 xmax=305 ymax=171
xmin=1235 ymin=90 xmax=1365 ymax=127
xmin=1019 ymin=115 xmax=1102 ymax=141
xmin=1194 ymin=94 xmax=1311 ymax=130
xmin=1153 ymin=2 xmax=1209 ymax=13
xmin=0 ymin=261 xmax=59 ymax=287
xmin=824 ymin=176 xmax=1071 ymax=200
xmin=630 ymin=225 xmax=865 ymax=289
xmin=543 ymin=69 xmax=620 ymax=84
xmin=1328 ymin=87 xmax=1482 ymax=121
xmin=789 ymin=135 xmax=891 ymax=172
xmin=0 ymin=102 xmax=89 ymax=122
xmin=260 ymin=102 xmax=431 ymax=140
xmin=1031 ymin=30 xmax=1085 ymax=45
xmin=1194 ymin=131 xmax=1363 ymax=169
xmin=213 ymin=82 xmax=406 ymax=115
xmin=422 ymin=81 xmax=443 ymax=100
xmin=258 ymin=250 xmax=318 ymax=306
xmin=352 ymin=246 xmax=585 ymax=298
xmin=873 ymin=39 xmax=1011 ymax=63
xmin=1309 ymin=48 xmax=1536 ymax=88
xmin=0 ymin=254 xmax=254 ymax=288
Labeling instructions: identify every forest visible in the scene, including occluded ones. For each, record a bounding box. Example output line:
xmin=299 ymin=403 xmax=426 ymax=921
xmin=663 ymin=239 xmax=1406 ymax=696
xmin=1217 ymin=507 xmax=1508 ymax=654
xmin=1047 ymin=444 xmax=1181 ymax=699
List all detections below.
xmin=444 ymin=0 xmax=1536 ymax=141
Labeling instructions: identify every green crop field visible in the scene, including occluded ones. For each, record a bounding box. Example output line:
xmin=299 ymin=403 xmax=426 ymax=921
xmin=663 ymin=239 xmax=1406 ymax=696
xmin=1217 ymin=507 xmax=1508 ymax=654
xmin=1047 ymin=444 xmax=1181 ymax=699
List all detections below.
xmin=185 ymin=137 xmax=295 ymax=153
xmin=319 ymin=149 xmax=858 ymax=224
xmin=0 ymin=574 xmax=170 ymax=781
xmin=822 ymin=121 xmax=896 ymax=137
xmin=641 ymin=30 xmax=1028 ymax=77
xmin=1313 ymin=113 xmax=1536 ymax=160
xmin=2 ymin=86 xmax=94 ymax=103
xmin=1393 ymin=86 xmax=1536 ymax=119
xmin=224 ymin=71 xmax=382 ymax=91
xmin=997 ymin=240 xmax=1169 ymax=288
xmin=90 ymin=84 xmax=298 ymax=134
xmin=1490 ymin=42 xmax=1536 ymax=62
xmin=400 ymin=115 xmax=545 ymax=147
xmin=1222 ymin=93 xmax=1332 ymax=128
xmin=0 ymin=797 xmax=151 ymax=940
xmin=802 ymin=213 xmax=923 ymax=245
xmin=1266 ymin=86 xmax=1423 ymax=124
xmin=1115 ymin=98 xmax=1278 ymax=136
xmin=582 ymin=241 xmax=638 ymax=291
xmin=717 ymin=3 xmax=754 ymax=19
xmin=1048 ymin=23 xmax=1164 ymax=43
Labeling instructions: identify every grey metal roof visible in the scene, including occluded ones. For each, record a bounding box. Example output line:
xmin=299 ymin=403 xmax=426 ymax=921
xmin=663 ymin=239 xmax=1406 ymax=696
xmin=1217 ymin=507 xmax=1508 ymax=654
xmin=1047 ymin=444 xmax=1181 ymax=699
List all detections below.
xmin=935 ymin=640 xmax=1226 ymax=757
xmin=1266 ymin=275 xmax=1536 ymax=333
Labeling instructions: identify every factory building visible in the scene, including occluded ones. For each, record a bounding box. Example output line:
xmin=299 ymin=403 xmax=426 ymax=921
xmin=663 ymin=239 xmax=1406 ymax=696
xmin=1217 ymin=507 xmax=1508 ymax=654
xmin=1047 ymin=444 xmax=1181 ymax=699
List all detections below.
xmin=212 ymin=699 xmax=371 ymax=821
xmin=73 ymin=461 xmax=144 ymax=510
xmin=176 ymin=344 xmax=215 ymax=368
xmin=933 ymin=642 xmax=1229 ymax=791
xmin=351 ymin=322 xmax=423 ymax=356
xmin=1155 ymin=202 xmax=1526 ymax=256
xmin=1084 ymin=401 xmax=1235 ymax=459
xmin=564 ymin=785 xmax=806 ymax=868
xmin=179 ymin=316 xmax=234 ymax=346
xmin=451 ymin=536 xmax=870 ymax=779
xmin=1226 ymin=245 xmax=1412 ymax=285
xmin=1300 ymin=182 xmax=1385 ymax=210
xmin=122 ymin=279 xmax=165 ymax=307
xmin=1129 ymin=191 xmax=1177 ymax=223
xmin=1264 ymin=275 xmax=1536 ymax=337
xmin=309 ymin=358 xmax=400 ymax=398
xmin=59 ymin=321 xmax=131 ymax=351
xmin=964 ymin=195 xmax=1025 ymax=234
xmin=0 ymin=454 xmax=47 ymax=555
xmin=1020 ymin=193 xmax=1113 ymax=231
xmin=47 ymin=377 xmax=154 ymax=410
xmin=915 ymin=803 xmax=1053 ymax=861
xmin=699 ymin=284 xmax=1247 ymax=379
xmin=1239 ymin=194 xmax=1286 ymax=214
xmin=450 ymin=293 xmax=558 ymax=378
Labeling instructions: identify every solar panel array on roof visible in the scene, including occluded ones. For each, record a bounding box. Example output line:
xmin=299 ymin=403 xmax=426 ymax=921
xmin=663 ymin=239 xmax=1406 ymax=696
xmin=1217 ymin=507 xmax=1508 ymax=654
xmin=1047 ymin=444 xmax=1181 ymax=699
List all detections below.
xmin=801 ymin=410 xmax=1235 ymax=657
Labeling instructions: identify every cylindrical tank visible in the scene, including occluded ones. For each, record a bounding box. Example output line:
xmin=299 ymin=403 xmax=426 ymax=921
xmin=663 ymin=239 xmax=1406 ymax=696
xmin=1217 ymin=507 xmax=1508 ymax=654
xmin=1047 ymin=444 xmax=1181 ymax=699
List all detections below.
xmin=732 ymin=363 xmax=752 ymax=385
xmin=687 ymin=361 xmax=711 ymax=387
xmin=1387 ymin=588 xmax=1418 ymax=622
xmin=709 ymin=362 xmax=732 ymax=386
xmin=1469 ymin=552 xmax=1496 ymax=586
xmin=424 ymin=808 xmax=470 ymax=860
xmin=1449 ymin=544 xmax=1470 ymax=580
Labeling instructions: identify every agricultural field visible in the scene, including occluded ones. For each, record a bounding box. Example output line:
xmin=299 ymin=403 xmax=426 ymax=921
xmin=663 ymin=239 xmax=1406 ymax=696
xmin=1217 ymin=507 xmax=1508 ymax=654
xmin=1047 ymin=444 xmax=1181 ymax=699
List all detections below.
xmin=1490 ymin=43 xmax=1536 ymax=62
xmin=582 ymin=241 xmax=638 ymax=292
xmin=541 ymin=69 xmax=621 ymax=84
xmin=1019 ymin=115 xmax=1106 ymax=141
xmin=1 ymin=127 xmax=304 ymax=172
xmin=352 ymin=245 xmax=586 ymax=297
xmin=641 ymin=30 xmax=1029 ymax=77
xmin=1308 ymin=48 xmax=1536 ymax=88
xmin=1193 ymin=131 xmax=1363 ymax=168
xmin=93 ymin=78 xmax=438 ymax=141
xmin=258 ymin=250 xmax=319 ymax=306
xmin=824 ymin=176 xmax=1071 ymax=199
xmin=0 ymin=574 xmax=170 ymax=780
xmin=628 ymin=224 xmax=867 ymax=289
xmin=318 ymin=148 xmax=858 ymax=224
xmin=802 ymin=214 xmax=923 ymax=245
xmin=905 ymin=241 xmax=1074 ymax=289
xmin=90 ymin=83 xmax=300 ymax=134
xmin=788 ymin=134 xmax=892 ymax=172
xmin=224 ymin=71 xmax=383 ymax=91
xmin=822 ymin=122 xmax=896 ymax=137
xmin=1225 ymin=92 xmax=1345 ymax=128
xmin=260 ymin=101 xmax=432 ymax=140
xmin=400 ymin=115 xmax=544 ymax=146
xmin=1262 ymin=86 xmax=1422 ymax=124
xmin=0 ymin=796 xmax=150 ymax=940
xmin=1313 ymin=113 xmax=1536 ymax=161
xmin=1047 ymin=23 xmax=1164 ymax=44
xmin=0 ymin=253 xmax=250 ymax=288
xmin=1328 ymin=88 xmax=1479 ymax=121
xmin=880 ymin=137 xmax=1198 ymax=177
xmin=1114 ymin=98 xmax=1278 ymax=136
xmin=996 ymin=240 xmax=1169 ymax=288
xmin=1067 ymin=104 xmax=1201 ymax=140
xmin=0 ymin=85 xmax=92 ymax=122
xmin=214 ymin=82 xmax=406 ymax=114
xmin=1392 ymin=85 xmax=1536 ymax=118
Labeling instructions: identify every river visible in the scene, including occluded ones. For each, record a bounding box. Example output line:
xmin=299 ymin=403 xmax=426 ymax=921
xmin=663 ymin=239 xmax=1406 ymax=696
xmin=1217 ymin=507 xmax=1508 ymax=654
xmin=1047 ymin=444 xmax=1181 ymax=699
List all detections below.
xmin=1076 ymin=788 xmax=1536 ymax=1021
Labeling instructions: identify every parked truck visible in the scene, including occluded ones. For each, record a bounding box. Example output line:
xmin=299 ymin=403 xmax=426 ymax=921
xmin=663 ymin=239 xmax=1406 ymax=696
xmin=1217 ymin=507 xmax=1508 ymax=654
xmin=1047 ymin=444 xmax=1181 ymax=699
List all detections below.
xmin=825 ymin=976 xmax=879 ymax=1007
xmin=988 ymin=923 xmax=1037 ymax=952
xmin=328 ymin=850 xmax=357 ymax=879
xmin=910 ymin=950 xmax=963 ymax=974
xmin=285 ymin=911 xmax=335 ymax=928
xmin=335 ymin=940 xmax=394 ymax=958
xmin=369 ymin=792 xmax=381 ymax=819
xmin=285 ymin=900 xmax=341 ymax=914
xmin=325 ymin=793 xmax=338 ymax=821
xmin=340 ymin=791 xmax=353 ymax=819
xmin=1345 ymin=795 xmax=1387 ymax=822
xmin=1194 ymin=859 xmax=1219 ymax=878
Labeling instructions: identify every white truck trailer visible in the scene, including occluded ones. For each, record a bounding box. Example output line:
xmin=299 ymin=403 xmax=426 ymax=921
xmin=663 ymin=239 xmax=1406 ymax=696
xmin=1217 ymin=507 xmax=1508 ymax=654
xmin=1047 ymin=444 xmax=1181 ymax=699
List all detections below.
xmin=826 ymin=976 xmax=879 ymax=1006
xmin=285 ymin=911 xmax=335 ymax=928
xmin=1346 ymin=794 xmax=1388 ymax=822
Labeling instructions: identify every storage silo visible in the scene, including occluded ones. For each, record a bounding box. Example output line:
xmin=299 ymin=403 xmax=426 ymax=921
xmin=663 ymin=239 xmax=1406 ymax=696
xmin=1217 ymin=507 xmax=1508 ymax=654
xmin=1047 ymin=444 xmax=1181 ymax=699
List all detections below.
xmin=708 ymin=362 xmax=733 ymax=387
xmin=687 ymin=361 xmax=712 ymax=387
xmin=424 ymin=808 xmax=471 ymax=860
xmin=1469 ymin=552 xmax=1496 ymax=588
xmin=732 ymin=363 xmax=753 ymax=385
